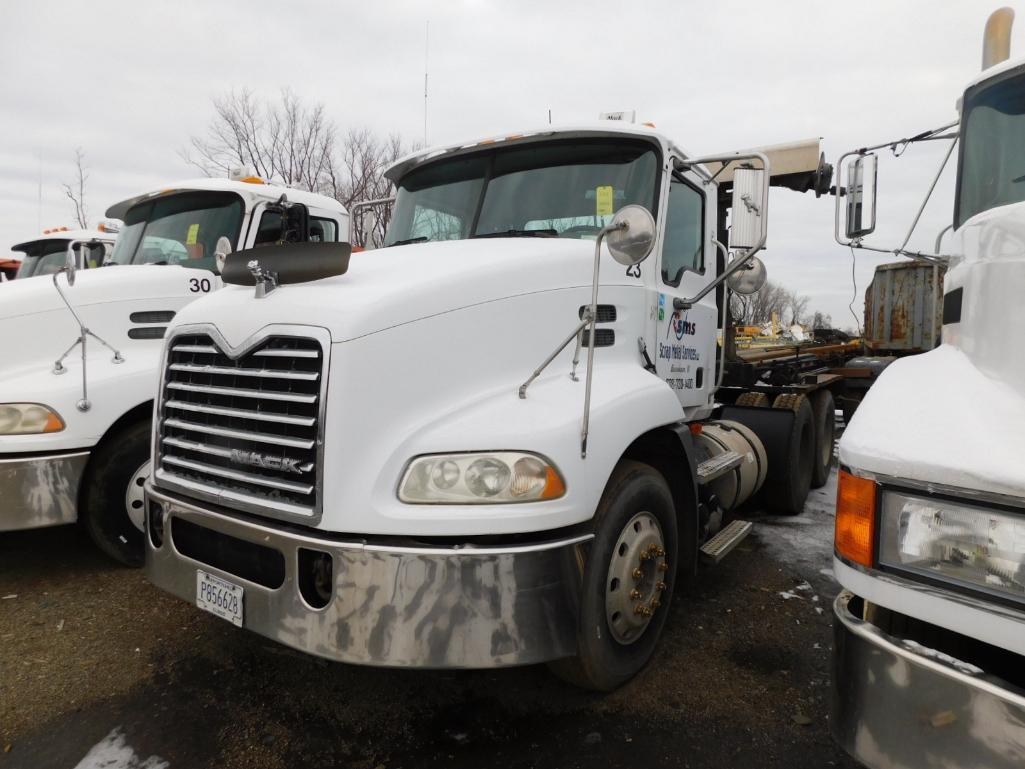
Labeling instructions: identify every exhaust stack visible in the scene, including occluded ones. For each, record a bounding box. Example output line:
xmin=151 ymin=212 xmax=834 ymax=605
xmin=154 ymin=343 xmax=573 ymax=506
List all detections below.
xmin=983 ymin=7 xmax=1015 ymax=70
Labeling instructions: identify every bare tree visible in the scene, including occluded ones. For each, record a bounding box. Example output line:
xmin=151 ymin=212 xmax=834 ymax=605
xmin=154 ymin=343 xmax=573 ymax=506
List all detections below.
xmin=729 ymin=281 xmax=810 ymax=327
xmin=183 ymin=90 xmax=418 ymax=246
xmin=62 ymin=147 xmax=89 ymax=229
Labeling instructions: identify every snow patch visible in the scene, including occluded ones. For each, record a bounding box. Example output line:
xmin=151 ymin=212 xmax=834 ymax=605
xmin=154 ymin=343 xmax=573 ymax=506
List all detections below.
xmin=74 ymin=728 xmax=168 ymax=769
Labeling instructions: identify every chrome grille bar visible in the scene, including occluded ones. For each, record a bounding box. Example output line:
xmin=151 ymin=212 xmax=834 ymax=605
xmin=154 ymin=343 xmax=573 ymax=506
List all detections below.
xmin=168 ymin=363 xmax=319 ymax=381
xmin=164 ymin=400 xmax=315 ymax=427
xmin=164 ymin=418 xmax=315 ymax=449
xmin=162 ymin=455 xmax=314 ymax=494
xmin=166 ymin=381 xmax=318 ymax=404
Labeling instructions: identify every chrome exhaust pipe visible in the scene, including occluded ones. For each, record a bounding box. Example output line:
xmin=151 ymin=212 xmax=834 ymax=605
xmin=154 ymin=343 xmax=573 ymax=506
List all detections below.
xmin=983 ymin=7 xmax=1015 ymax=70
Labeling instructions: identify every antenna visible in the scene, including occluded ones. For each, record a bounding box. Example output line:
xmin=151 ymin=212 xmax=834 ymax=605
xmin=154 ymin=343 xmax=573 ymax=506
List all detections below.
xmin=424 ymin=20 xmax=429 ymax=146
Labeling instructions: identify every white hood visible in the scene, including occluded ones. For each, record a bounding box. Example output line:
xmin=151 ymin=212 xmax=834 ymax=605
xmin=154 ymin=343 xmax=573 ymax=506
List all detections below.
xmin=172 ymin=237 xmax=634 ymax=346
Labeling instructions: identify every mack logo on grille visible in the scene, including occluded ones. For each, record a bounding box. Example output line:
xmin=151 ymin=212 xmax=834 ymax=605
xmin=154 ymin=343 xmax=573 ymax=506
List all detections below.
xmin=229 ymin=449 xmax=313 ymax=475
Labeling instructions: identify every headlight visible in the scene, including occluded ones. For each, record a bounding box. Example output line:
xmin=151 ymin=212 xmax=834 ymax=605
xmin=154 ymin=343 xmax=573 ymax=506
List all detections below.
xmin=0 ymin=403 xmax=64 ymax=435
xmin=399 ymin=452 xmax=566 ymax=504
xmin=879 ymin=490 xmax=1025 ymax=603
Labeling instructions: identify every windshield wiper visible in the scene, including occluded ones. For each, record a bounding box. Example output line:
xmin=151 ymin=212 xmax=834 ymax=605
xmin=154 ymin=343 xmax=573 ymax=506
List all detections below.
xmin=387 ymin=236 xmax=429 ymax=247
xmin=471 ymin=229 xmax=558 ymax=239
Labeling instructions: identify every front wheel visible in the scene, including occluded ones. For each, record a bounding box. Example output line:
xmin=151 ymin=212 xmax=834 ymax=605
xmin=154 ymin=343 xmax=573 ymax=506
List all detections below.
xmin=80 ymin=420 xmax=151 ymax=566
xmin=548 ymin=460 xmax=678 ymax=691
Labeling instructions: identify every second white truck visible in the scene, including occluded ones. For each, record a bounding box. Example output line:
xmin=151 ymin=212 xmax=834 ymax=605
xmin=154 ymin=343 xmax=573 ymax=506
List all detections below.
xmin=0 ymin=178 xmax=347 ymax=564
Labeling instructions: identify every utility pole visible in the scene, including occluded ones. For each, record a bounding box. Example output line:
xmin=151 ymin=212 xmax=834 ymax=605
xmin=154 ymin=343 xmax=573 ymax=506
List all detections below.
xmin=424 ymin=20 xmax=429 ymax=146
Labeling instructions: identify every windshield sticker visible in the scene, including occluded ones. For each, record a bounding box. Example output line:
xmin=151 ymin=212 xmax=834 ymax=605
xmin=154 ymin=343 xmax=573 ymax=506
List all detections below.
xmin=185 ymin=223 xmax=200 ymax=246
xmin=596 ymin=186 xmax=614 ymax=217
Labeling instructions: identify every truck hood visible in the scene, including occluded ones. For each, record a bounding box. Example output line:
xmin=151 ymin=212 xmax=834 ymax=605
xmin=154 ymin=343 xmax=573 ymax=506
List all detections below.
xmin=0 ymin=264 xmax=211 ymax=322
xmin=172 ymin=238 xmax=630 ymax=345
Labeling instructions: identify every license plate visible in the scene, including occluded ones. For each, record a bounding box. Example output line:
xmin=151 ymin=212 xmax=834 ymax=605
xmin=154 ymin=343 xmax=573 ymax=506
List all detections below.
xmin=196 ymin=570 xmax=244 ymax=627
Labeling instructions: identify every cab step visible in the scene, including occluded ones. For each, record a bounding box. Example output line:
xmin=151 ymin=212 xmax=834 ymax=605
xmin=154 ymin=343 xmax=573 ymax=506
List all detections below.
xmin=696 ymin=450 xmax=744 ymax=485
xmin=700 ymin=520 xmax=753 ymax=563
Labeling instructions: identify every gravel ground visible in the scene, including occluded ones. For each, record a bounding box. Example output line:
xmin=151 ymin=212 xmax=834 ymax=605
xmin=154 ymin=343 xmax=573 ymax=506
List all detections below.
xmin=0 ymin=469 xmax=858 ymax=769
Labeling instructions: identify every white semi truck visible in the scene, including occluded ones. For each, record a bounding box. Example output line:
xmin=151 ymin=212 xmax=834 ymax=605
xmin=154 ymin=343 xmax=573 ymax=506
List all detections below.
xmin=143 ymin=122 xmax=843 ymax=689
xmin=0 ymin=178 xmax=347 ymax=564
xmin=831 ymin=8 xmax=1025 ymax=768
xmin=12 ymin=226 xmax=118 ymax=279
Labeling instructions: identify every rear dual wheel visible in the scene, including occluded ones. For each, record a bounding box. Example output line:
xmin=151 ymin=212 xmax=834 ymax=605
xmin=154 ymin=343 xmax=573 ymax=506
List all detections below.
xmin=549 ymin=461 xmax=678 ymax=691
xmin=761 ymin=394 xmax=815 ymax=515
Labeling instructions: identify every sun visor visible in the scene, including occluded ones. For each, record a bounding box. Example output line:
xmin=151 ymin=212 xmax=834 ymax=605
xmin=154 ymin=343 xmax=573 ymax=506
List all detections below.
xmin=221 ymin=242 xmax=352 ymax=286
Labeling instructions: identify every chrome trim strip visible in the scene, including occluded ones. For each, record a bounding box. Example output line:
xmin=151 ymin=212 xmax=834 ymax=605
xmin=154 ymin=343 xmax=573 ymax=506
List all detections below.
xmin=154 ymin=323 xmax=330 ymax=525
xmin=0 ymin=450 xmax=89 ymax=464
xmin=162 ymin=453 xmax=315 ymax=495
xmin=164 ymin=417 xmax=315 ymax=450
xmin=166 ymin=381 xmax=318 ymax=404
xmin=164 ymin=400 xmax=315 ymax=427
xmin=171 ymin=344 xmax=218 ymax=354
xmin=154 ymin=469 xmax=314 ymax=517
xmin=145 ymin=485 xmax=591 ymax=668
xmin=845 ymin=464 xmax=1025 ymax=511
xmin=253 ymin=348 xmax=320 ymax=358
xmin=168 ymin=362 xmax=320 ymax=381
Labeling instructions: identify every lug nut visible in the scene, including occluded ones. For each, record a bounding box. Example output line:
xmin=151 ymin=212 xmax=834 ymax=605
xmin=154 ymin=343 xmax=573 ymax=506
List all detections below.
xmin=656 ymin=581 xmax=667 ymax=591
xmin=632 ymin=568 xmax=644 ymax=579
xmin=655 ymin=547 xmax=665 ymax=557
xmin=658 ymin=561 xmax=669 ymax=572
xmin=630 ymin=589 xmax=642 ymax=600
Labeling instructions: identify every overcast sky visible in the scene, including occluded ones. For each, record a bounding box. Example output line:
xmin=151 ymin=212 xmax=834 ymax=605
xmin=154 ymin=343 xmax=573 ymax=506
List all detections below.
xmin=0 ymin=0 xmax=1014 ymax=327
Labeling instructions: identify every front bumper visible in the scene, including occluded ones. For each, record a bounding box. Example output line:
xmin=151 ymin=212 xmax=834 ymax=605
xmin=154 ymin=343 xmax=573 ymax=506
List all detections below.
xmin=145 ymin=485 xmax=591 ymax=668
xmin=0 ymin=450 xmax=89 ymax=531
xmin=832 ymin=590 xmax=1025 ymax=769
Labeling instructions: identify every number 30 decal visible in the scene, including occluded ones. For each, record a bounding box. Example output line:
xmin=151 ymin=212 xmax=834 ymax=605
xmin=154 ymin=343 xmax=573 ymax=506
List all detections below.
xmin=189 ymin=278 xmax=212 ymax=293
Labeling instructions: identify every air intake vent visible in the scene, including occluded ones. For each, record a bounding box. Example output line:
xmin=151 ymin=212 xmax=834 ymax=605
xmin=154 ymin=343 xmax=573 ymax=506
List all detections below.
xmin=581 ymin=329 xmax=615 ymax=348
xmin=156 ymin=332 xmax=324 ymax=520
xmin=578 ymin=305 xmax=617 ymax=323
xmin=131 ymin=310 xmax=176 ymax=324
xmin=128 ymin=327 xmax=167 ymax=340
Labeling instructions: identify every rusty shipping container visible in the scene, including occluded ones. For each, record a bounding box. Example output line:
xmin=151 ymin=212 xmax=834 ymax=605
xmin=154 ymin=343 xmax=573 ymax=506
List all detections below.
xmin=863 ymin=260 xmax=946 ymax=353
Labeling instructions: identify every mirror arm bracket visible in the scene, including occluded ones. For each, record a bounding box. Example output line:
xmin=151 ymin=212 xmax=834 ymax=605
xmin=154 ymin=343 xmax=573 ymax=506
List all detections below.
xmin=676 ymin=239 xmax=749 ymax=311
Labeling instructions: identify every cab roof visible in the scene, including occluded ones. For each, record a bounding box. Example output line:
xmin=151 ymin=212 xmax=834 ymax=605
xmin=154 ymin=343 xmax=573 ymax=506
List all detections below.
xmin=963 ymin=53 xmax=1025 ymax=93
xmin=12 ymin=228 xmax=116 ymax=253
xmin=105 ymin=178 xmax=348 ymax=220
xmin=385 ymin=122 xmax=692 ymax=183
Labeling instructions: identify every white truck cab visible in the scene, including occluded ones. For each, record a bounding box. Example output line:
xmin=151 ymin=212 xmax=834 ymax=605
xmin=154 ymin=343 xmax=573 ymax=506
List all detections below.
xmin=0 ymin=178 xmax=347 ymax=565
xmin=13 ymin=226 xmax=117 ymax=279
xmin=831 ymin=9 xmax=1025 ymax=768
xmin=143 ymin=122 xmax=842 ymax=689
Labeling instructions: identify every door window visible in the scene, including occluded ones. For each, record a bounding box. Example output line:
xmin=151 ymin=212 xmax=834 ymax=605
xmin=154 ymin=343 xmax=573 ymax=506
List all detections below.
xmin=661 ymin=178 xmax=704 ymax=287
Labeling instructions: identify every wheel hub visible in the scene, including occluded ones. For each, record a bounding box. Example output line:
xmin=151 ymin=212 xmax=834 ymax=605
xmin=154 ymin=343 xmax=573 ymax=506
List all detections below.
xmin=124 ymin=460 xmax=152 ymax=533
xmin=605 ymin=511 xmax=669 ymax=644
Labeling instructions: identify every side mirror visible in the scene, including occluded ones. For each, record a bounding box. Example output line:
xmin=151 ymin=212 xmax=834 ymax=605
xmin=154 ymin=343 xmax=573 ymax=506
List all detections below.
xmin=726 ymin=255 xmax=767 ymax=295
xmin=282 ymin=203 xmax=310 ymax=243
xmin=64 ymin=240 xmax=80 ymax=286
xmin=214 ymin=236 xmax=233 ymax=273
xmin=729 ymin=167 xmax=768 ymax=251
xmin=606 ymin=204 xmax=656 ymax=265
xmin=845 ymin=153 xmax=877 ymax=239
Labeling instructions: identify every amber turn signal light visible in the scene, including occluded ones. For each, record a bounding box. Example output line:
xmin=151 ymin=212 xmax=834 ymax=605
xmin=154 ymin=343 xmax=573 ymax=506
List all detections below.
xmin=835 ymin=470 xmax=877 ymax=567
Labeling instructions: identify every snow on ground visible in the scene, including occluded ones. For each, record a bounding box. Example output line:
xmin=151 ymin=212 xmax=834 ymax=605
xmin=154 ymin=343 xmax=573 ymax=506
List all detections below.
xmin=750 ymin=468 xmax=840 ymax=599
xmin=73 ymin=728 xmax=168 ymax=769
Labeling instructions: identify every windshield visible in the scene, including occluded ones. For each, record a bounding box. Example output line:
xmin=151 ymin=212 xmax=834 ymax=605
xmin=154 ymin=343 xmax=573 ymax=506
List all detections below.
xmin=109 ymin=191 xmax=244 ymax=271
xmin=957 ymin=68 xmax=1025 ymax=226
xmin=385 ymin=139 xmax=660 ymax=246
xmin=13 ymin=240 xmax=106 ymax=277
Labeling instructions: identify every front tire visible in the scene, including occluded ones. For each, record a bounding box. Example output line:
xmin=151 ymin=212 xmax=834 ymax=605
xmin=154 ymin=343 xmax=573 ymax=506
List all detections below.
xmin=80 ymin=420 xmax=151 ymax=566
xmin=548 ymin=460 xmax=678 ymax=691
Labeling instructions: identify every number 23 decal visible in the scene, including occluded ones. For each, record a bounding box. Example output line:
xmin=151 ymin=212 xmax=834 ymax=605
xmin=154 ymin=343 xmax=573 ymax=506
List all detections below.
xmin=626 ymin=263 xmax=641 ymax=278
xmin=189 ymin=278 xmax=212 ymax=293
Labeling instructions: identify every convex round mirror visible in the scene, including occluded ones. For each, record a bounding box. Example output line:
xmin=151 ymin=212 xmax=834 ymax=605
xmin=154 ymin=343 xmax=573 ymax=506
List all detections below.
xmin=606 ymin=204 xmax=656 ymax=266
xmin=64 ymin=240 xmax=80 ymax=286
xmin=214 ymin=236 xmax=233 ymax=273
xmin=726 ymin=255 xmax=767 ymax=295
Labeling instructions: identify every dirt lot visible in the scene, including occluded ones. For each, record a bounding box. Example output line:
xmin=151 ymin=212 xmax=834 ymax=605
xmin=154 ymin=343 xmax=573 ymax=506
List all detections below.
xmin=0 ymin=474 xmax=858 ymax=769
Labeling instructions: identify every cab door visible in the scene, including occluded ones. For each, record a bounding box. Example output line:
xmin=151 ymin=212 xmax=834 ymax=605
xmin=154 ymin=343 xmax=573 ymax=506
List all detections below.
xmin=652 ymin=168 xmax=718 ymax=409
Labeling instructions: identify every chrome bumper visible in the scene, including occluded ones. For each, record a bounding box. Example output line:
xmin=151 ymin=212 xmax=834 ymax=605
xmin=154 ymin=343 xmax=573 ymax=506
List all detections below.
xmin=145 ymin=485 xmax=590 ymax=668
xmin=832 ymin=590 xmax=1025 ymax=769
xmin=0 ymin=451 xmax=89 ymax=531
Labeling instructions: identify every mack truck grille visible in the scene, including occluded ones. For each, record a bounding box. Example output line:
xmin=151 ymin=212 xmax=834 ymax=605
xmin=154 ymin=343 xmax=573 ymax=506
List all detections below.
xmin=156 ymin=332 xmax=324 ymax=520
